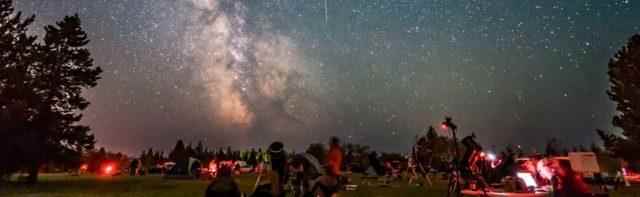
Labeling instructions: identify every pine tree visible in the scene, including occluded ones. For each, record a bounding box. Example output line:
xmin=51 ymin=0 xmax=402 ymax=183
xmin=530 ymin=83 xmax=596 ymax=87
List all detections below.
xmin=600 ymin=33 xmax=640 ymax=163
xmin=19 ymin=14 xmax=101 ymax=183
xmin=185 ymin=143 xmax=195 ymax=158
xmin=545 ymin=138 xmax=560 ymax=156
xmin=0 ymin=1 xmax=100 ymax=182
xmin=195 ymin=141 xmax=204 ymax=160
xmin=142 ymin=148 xmax=154 ymax=174
xmin=169 ymin=140 xmax=188 ymax=173
xmin=0 ymin=0 xmax=37 ymax=181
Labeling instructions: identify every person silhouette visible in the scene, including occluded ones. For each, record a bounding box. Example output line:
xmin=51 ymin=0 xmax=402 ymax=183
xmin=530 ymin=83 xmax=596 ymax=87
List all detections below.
xmin=205 ymin=165 xmax=241 ymax=197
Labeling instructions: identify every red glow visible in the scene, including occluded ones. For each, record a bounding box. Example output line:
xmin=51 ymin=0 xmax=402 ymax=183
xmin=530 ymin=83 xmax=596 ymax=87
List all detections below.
xmin=209 ymin=161 xmax=217 ymax=173
xmin=491 ymin=159 xmax=502 ymax=169
xmin=440 ymin=124 xmax=448 ymax=130
xmin=80 ymin=164 xmax=88 ymax=171
xmin=101 ymin=163 xmax=117 ymax=176
xmin=537 ymin=160 xmax=553 ymax=180
xmin=104 ymin=165 xmax=113 ymax=174
xmin=517 ymin=172 xmax=538 ymax=188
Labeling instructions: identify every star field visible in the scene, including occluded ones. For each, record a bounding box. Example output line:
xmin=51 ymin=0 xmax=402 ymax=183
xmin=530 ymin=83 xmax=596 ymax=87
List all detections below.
xmin=15 ymin=0 xmax=640 ymax=154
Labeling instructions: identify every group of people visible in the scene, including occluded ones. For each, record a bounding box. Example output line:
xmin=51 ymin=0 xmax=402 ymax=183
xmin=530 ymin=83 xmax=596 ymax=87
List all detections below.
xmin=204 ymin=133 xmax=607 ymax=197
xmin=205 ymin=137 xmax=345 ymax=197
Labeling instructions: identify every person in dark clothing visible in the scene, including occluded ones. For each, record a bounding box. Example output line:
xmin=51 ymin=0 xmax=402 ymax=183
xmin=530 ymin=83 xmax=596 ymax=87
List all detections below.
xmin=461 ymin=133 xmax=482 ymax=178
xmin=460 ymin=133 xmax=490 ymax=191
xmin=412 ymin=136 xmax=434 ymax=186
xmin=248 ymin=148 xmax=258 ymax=171
xmin=368 ymin=151 xmax=385 ymax=176
xmin=129 ymin=159 xmax=140 ymax=176
xmin=205 ymin=165 xmax=242 ymax=197
xmin=553 ymin=160 xmax=591 ymax=197
xmin=250 ymin=142 xmax=289 ymax=197
xmin=268 ymin=141 xmax=288 ymax=187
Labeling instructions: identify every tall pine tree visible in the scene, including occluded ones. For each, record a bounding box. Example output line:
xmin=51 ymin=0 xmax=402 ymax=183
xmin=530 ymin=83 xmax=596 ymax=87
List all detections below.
xmin=169 ymin=140 xmax=188 ymax=174
xmin=24 ymin=14 xmax=101 ymax=183
xmin=0 ymin=0 xmax=37 ymax=181
xmin=600 ymin=33 xmax=640 ymax=163
xmin=0 ymin=0 xmax=101 ymax=182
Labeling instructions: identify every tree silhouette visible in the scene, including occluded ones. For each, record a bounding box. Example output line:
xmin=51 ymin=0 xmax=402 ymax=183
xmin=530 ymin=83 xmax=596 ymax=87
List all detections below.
xmin=186 ymin=143 xmax=195 ymax=158
xmin=599 ymin=33 xmax=640 ymax=163
xmin=0 ymin=1 xmax=101 ymax=183
xmin=0 ymin=0 xmax=37 ymax=181
xmin=141 ymin=148 xmax=154 ymax=175
xmin=169 ymin=140 xmax=188 ymax=174
xmin=545 ymin=138 xmax=561 ymax=156
xmin=195 ymin=141 xmax=204 ymax=160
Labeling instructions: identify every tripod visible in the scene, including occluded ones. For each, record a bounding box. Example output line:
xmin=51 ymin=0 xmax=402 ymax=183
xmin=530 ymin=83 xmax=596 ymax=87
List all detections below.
xmin=442 ymin=117 xmax=462 ymax=197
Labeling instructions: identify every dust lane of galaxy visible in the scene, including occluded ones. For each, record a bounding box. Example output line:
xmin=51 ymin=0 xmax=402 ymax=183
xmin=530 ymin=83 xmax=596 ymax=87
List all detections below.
xmin=15 ymin=0 xmax=640 ymax=154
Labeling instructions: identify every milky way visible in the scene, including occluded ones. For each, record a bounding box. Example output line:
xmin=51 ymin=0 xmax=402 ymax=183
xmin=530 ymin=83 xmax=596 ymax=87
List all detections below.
xmin=15 ymin=0 xmax=640 ymax=154
xmin=182 ymin=0 xmax=330 ymax=146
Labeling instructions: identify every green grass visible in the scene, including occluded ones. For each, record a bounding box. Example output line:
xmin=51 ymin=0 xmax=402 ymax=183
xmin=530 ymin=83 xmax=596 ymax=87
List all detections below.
xmin=0 ymin=173 xmax=638 ymax=197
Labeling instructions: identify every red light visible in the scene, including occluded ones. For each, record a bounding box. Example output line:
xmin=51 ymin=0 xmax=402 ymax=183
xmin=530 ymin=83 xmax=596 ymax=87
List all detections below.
xmin=105 ymin=165 xmax=113 ymax=174
xmin=536 ymin=160 xmax=553 ymax=180
xmin=80 ymin=164 xmax=88 ymax=171
xmin=517 ymin=172 xmax=538 ymax=188
xmin=209 ymin=161 xmax=217 ymax=173
xmin=440 ymin=124 xmax=448 ymax=129
xmin=491 ymin=159 xmax=502 ymax=169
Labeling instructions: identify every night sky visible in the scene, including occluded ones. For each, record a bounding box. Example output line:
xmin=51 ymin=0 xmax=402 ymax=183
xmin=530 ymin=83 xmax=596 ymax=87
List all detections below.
xmin=15 ymin=0 xmax=640 ymax=154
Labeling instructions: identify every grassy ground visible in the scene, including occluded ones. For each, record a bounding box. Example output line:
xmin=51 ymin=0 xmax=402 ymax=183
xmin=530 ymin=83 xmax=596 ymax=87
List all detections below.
xmin=0 ymin=173 xmax=639 ymax=197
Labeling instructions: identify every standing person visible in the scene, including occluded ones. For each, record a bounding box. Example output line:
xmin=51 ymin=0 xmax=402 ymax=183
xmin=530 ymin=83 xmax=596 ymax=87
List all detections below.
xmin=252 ymin=141 xmax=288 ymax=197
xmin=413 ymin=136 xmax=434 ymax=187
xmin=327 ymin=137 xmax=343 ymax=177
xmin=268 ymin=141 xmax=288 ymax=196
xmin=248 ymin=148 xmax=258 ymax=171
xmin=315 ymin=136 xmax=344 ymax=197
xmin=129 ymin=159 xmax=140 ymax=176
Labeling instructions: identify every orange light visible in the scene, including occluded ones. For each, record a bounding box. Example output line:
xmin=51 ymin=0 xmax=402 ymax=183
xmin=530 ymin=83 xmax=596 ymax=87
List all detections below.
xmin=80 ymin=164 xmax=88 ymax=171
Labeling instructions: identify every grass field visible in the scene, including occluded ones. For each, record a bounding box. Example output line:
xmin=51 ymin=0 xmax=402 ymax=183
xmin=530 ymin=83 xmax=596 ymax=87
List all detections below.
xmin=1 ymin=173 xmax=639 ymax=197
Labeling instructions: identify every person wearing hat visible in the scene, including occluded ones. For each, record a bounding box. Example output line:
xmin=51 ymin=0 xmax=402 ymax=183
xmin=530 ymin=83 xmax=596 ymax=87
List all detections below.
xmin=269 ymin=141 xmax=288 ymax=190
xmin=252 ymin=141 xmax=288 ymax=197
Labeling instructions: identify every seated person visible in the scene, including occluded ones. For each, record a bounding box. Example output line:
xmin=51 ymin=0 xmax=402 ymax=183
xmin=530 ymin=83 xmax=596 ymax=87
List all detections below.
xmin=205 ymin=166 xmax=242 ymax=197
